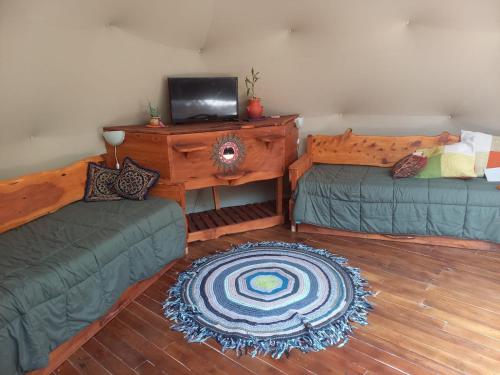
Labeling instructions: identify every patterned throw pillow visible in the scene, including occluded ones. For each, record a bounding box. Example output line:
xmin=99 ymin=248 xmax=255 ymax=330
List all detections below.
xmin=114 ymin=157 xmax=160 ymax=200
xmin=461 ymin=130 xmax=500 ymax=177
xmin=84 ymin=163 xmax=122 ymax=202
xmin=415 ymin=140 xmax=476 ymax=179
xmin=392 ymin=153 xmax=428 ymax=178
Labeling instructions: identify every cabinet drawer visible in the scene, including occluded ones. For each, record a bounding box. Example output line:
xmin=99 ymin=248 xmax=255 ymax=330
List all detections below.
xmin=168 ymin=126 xmax=286 ymax=189
xmin=106 ymin=133 xmax=170 ymax=178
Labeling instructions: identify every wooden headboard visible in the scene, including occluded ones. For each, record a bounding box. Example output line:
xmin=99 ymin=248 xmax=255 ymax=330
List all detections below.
xmin=308 ymin=129 xmax=460 ymax=167
xmin=0 ymin=155 xmax=187 ymax=235
xmin=0 ymin=156 xmax=104 ymax=234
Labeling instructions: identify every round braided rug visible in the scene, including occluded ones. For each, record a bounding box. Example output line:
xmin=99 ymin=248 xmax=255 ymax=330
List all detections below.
xmin=164 ymin=241 xmax=372 ymax=358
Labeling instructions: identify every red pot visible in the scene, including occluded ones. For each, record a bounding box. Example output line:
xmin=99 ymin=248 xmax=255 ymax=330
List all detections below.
xmin=246 ymin=98 xmax=264 ymax=119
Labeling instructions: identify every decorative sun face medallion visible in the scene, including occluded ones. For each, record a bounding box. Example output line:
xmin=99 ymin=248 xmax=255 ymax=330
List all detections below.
xmin=212 ymin=135 xmax=246 ymax=172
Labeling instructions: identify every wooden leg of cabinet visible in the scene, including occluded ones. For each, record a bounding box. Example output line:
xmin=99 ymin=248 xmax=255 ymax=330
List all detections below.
xmin=276 ymin=176 xmax=283 ymax=215
xmin=212 ymin=186 xmax=221 ymax=210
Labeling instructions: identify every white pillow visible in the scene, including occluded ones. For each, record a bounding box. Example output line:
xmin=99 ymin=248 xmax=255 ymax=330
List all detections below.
xmin=461 ymin=130 xmax=493 ymax=177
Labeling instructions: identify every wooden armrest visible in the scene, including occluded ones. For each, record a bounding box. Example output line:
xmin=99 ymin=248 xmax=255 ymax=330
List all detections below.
xmin=150 ymin=180 xmax=186 ymax=210
xmin=289 ymin=154 xmax=312 ymax=192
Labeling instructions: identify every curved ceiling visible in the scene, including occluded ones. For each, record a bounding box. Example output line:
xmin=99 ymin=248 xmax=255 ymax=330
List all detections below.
xmin=1 ymin=0 xmax=500 ymax=177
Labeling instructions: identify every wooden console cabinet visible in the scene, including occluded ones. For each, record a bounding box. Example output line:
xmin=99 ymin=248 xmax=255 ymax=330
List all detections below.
xmin=104 ymin=115 xmax=299 ymax=242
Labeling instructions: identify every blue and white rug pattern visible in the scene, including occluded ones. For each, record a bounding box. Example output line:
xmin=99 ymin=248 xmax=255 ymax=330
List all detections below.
xmin=163 ymin=241 xmax=372 ymax=358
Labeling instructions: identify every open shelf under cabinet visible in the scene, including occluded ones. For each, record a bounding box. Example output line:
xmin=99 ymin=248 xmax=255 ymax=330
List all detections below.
xmin=187 ymin=201 xmax=283 ymax=242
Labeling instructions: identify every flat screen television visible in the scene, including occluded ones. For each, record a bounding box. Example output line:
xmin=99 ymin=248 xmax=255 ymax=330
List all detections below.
xmin=168 ymin=77 xmax=239 ymax=124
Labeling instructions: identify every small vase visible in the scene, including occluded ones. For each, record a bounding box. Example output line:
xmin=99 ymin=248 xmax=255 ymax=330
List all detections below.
xmin=246 ymin=98 xmax=264 ymax=119
xmin=147 ymin=117 xmax=161 ymax=128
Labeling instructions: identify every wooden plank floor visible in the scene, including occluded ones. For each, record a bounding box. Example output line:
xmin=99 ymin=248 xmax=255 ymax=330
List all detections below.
xmin=54 ymin=226 xmax=500 ymax=375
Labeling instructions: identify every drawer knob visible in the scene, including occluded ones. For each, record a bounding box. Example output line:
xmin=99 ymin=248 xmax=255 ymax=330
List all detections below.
xmin=257 ymin=135 xmax=285 ymax=149
xmin=215 ymin=171 xmax=246 ymax=185
xmin=173 ymin=143 xmax=208 ymax=158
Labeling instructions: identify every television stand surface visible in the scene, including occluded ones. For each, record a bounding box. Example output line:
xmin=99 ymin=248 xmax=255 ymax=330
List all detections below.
xmin=105 ymin=115 xmax=297 ymax=135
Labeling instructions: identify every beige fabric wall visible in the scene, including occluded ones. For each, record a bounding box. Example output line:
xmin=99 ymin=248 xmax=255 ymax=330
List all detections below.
xmin=1 ymin=0 xmax=499 ymax=179
xmin=203 ymin=0 xmax=500 ymax=150
xmin=0 ymin=0 xmax=212 ymax=178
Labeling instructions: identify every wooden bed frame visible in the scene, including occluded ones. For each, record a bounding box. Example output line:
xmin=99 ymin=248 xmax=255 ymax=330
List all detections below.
xmin=0 ymin=156 xmax=187 ymax=374
xmin=289 ymin=129 xmax=500 ymax=251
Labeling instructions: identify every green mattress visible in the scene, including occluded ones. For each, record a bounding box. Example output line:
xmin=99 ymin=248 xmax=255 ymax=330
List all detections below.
xmin=0 ymin=197 xmax=186 ymax=374
xmin=293 ymin=164 xmax=500 ymax=243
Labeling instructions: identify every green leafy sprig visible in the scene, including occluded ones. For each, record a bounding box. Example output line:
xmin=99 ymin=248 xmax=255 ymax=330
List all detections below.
xmin=245 ymin=67 xmax=260 ymax=98
xmin=148 ymin=102 xmax=160 ymax=117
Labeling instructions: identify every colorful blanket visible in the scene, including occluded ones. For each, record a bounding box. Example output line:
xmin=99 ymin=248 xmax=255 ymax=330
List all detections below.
xmin=461 ymin=130 xmax=500 ymax=177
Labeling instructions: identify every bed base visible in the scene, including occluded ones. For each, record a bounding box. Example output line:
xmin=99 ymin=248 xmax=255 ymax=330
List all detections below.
xmin=295 ymin=223 xmax=500 ymax=251
xmin=28 ymin=260 xmax=177 ymax=375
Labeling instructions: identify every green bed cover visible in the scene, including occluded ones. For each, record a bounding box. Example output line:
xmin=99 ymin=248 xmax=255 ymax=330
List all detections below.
xmin=293 ymin=164 xmax=500 ymax=243
xmin=0 ymin=197 xmax=186 ymax=374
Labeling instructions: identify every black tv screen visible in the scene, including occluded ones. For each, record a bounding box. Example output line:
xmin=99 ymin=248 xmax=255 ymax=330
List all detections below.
xmin=169 ymin=77 xmax=239 ymax=124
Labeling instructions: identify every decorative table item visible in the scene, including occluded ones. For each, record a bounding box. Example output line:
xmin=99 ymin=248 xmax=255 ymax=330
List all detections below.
xmin=147 ymin=102 xmax=164 ymax=128
xmin=164 ymin=241 xmax=372 ymax=358
xmin=245 ymin=67 xmax=264 ymax=119
xmin=211 ymin=134 xmax=246 ymax=172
